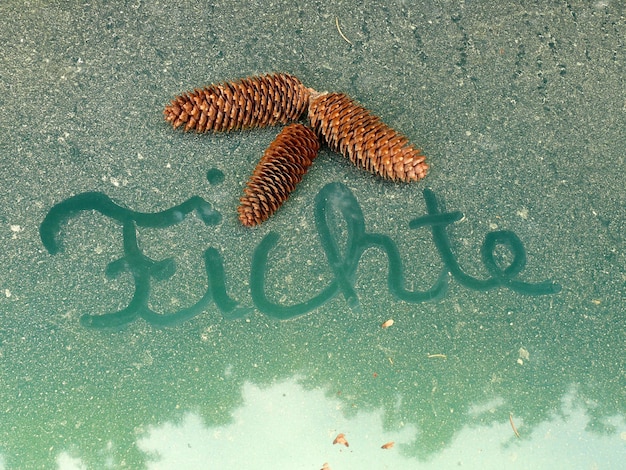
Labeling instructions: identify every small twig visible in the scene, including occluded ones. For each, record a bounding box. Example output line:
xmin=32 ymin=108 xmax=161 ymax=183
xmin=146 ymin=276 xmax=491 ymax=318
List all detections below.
xmin=427 ymin=353 xmax=447 ymax=359
xmin=335 ymin=17 xmax=353 ymax=45
xmin=509 ymin=413 xmax=521 ymax=438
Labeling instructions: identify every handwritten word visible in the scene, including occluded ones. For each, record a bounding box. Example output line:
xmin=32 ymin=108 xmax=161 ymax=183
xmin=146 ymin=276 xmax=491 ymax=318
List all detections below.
xmin=40 ymin=181 xmax=561 ymax=328
xmin=40 ymin=191 xmax=248 ymax=328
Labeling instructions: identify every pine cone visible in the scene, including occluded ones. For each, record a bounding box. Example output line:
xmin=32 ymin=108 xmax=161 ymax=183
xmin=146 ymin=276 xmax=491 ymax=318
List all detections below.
xmin=238 ymin=123 xmax=320 ymax=226
xmin=164 ymin=73 xmax=311 ymax=132
xmin=308 ymin=92 xmax=428 ymax=182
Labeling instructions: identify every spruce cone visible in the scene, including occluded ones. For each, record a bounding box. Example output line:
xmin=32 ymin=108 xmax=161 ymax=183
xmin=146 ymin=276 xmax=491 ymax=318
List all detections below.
xmin=238 ymin=123 xmax=320 ymax=226
xmin=164 ymin=73 xmax=311 ymax=132
xmin=308 ymin=92 xmax=428 ymax=182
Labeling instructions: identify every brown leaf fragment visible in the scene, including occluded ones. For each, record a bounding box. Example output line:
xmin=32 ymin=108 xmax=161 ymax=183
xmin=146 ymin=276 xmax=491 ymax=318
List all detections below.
xmin=332 ymin=433 xmax=349 ymax=447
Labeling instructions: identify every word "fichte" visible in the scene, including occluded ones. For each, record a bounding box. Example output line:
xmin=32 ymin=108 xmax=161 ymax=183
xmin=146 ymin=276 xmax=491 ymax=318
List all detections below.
xmin=40 ymin=182 xmax=561 ymax=328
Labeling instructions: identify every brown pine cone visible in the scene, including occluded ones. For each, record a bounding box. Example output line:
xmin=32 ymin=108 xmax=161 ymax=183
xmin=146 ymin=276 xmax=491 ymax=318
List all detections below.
xmin=238 ymin=123 xmax=320 ymax=226
xmin=308 ymin=92 xmax=428 ymax=182
xmin=164 ymin=73 xmax=311 ymax=132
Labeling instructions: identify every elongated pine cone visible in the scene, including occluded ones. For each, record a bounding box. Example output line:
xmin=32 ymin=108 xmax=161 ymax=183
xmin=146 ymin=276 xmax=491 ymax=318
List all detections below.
xmin=164 ymin=73 xmax=311 ymax=132
xmin=238 ymin=123 xmax=320 ymax=226
xmin=308 ymin=92 xmax=428 ymax=182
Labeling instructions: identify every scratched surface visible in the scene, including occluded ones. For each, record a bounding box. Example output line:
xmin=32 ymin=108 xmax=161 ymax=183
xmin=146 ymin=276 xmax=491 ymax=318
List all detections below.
xmin=0 ymin=1 xmax=624 ymax=468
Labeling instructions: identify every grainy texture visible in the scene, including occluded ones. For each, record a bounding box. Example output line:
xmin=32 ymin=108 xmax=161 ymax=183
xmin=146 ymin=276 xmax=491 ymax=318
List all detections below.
xmin=308 ymin=92 xmax=428 ymax=182
xmin=238 ymin=123 xmax=320 ymax=226
xmin=164 ymin=73 xmax=311 ymax=132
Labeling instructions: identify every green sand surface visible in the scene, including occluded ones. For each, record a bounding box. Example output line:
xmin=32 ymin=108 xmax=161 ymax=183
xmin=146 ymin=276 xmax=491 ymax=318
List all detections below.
xmin=0 ymin=1 xmax=624 ymax=468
